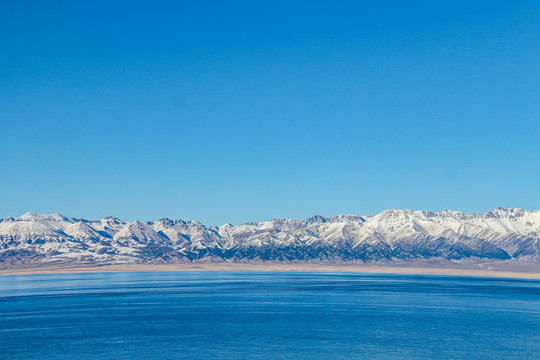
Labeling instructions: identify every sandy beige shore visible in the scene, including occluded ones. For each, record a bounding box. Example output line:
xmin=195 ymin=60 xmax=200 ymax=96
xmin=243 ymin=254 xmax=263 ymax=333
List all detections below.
xmin=0 ymin=262 xmax=539 ymax=279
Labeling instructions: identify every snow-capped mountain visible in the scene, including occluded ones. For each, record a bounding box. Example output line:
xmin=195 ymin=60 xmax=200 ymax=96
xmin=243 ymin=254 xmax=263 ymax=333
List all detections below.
xmin=1 ymin=208 xmax=540 ymax=265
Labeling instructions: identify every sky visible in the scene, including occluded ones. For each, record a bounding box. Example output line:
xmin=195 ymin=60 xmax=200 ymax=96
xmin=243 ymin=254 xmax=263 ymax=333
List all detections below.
xmin=1 ymin=1 xmax=539 ymax=225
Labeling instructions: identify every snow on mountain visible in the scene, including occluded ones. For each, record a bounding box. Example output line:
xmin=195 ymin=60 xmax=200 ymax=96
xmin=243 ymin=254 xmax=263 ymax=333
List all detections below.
xmin=1 ymin=208 xmax=540 ymax=265
xmin=113 ymin=221 xmax=165 ymax=244
xmin=64 ymin=222 xmax=102 ymax=240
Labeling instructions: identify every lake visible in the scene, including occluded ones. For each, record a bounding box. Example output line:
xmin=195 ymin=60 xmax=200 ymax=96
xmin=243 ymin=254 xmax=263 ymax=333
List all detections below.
xmin=1 ymin=271 xmax=539 ymax=359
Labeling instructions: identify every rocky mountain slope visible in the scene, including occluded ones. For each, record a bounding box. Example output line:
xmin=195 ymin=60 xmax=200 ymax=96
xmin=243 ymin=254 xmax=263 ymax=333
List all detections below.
xmin=1 ymin=208 xmax=539 ymax=265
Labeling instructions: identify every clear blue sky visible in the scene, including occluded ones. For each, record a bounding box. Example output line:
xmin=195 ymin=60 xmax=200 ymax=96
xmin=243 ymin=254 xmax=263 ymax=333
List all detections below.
xmin=1 ymin=1 xmax=539 ymax=225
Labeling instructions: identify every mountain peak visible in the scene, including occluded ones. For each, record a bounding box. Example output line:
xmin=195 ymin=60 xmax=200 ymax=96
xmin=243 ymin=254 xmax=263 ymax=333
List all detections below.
xmin=19 ymin=212 xmax=67 ymax=221
xmin=305 ymin=215 xmax=328 ymax=224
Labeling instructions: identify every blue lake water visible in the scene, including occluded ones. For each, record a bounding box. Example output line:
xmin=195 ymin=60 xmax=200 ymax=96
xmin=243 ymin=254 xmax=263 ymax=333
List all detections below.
xmin=1 ymin=271 xmax=539 ymax=359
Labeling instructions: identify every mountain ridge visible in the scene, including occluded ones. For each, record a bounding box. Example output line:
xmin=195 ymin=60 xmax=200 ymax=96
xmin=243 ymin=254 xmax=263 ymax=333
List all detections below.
xmin=1 ymin=208 xmax=539 ymax=266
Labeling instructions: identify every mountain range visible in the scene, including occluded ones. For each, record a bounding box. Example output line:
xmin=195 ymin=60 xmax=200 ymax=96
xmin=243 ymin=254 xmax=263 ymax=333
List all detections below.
xmin=1 ymin=208 xmax=539 ymax=266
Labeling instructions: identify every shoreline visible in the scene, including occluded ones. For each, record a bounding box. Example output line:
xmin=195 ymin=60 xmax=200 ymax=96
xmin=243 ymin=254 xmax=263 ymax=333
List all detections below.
xmin=1 ymin=262 xmax=539 ymax=279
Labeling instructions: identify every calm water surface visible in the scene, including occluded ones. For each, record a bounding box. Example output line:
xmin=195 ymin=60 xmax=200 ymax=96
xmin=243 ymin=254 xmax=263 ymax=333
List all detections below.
xmin=1 ymin=271 xmax=539 ymax=359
